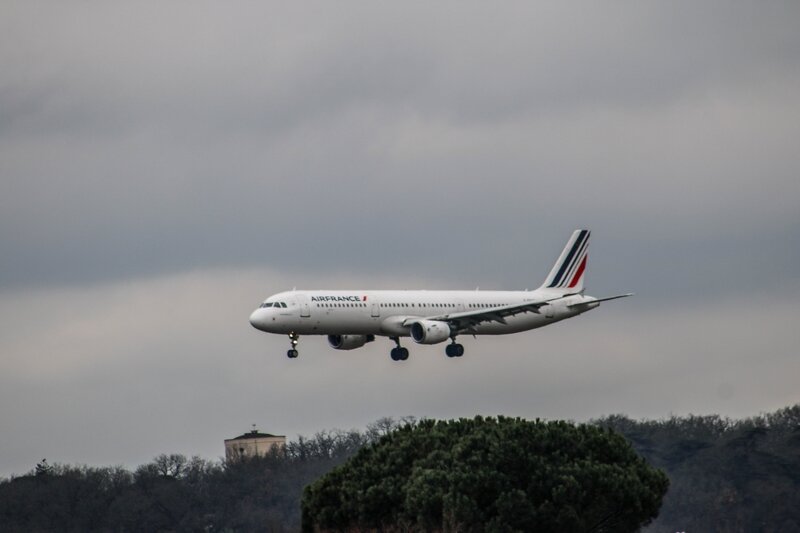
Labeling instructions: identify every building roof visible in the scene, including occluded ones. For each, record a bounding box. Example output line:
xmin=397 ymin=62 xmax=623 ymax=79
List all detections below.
xmin=227 ymin=431 xmax=286 ymax=441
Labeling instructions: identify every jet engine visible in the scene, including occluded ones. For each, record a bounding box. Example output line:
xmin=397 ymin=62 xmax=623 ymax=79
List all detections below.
xmin=327 ymin=334 xmax=375 ymax=350
xmin=410 ymin=320 xmax=451 ymax=344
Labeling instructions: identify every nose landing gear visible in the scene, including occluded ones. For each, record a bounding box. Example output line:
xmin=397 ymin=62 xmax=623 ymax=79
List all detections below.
xmin=287 ymin=332 xmax=299 ymax=358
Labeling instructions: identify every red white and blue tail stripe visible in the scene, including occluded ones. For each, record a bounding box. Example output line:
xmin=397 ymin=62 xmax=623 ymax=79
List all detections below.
xmin=541 ymin=229 xmax=590 ymax=291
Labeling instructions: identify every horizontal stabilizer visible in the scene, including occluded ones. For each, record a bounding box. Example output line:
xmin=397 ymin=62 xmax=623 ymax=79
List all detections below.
xmin=568 ymin=293 xmax=634 ymax=309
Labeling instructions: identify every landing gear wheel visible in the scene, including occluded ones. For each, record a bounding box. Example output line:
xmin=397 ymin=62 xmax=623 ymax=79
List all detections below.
xmin=389 ymin=337 xmax=408 ymax=361
xmin=287 ymin=349 xmax=298 ymax=358
xmin=446 ymin=343 xmax=464 ymax=358
xmin=391 ymin=347 xmax=409 ymax=361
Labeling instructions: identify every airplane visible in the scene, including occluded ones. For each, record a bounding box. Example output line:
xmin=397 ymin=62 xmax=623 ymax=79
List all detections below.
xmin=249 ymin=229 xmax=632 ymax=361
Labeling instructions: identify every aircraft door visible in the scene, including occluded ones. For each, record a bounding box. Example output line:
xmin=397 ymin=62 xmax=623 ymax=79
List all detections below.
xmin=299 ymin=295 xmax=311 ymax=318
xmin=371 ymin=303 xmax=380 ymax=317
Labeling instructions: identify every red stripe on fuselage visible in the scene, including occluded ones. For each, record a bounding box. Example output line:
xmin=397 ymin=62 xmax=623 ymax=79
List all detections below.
xmin=567 ymin=255 xmax=587 ymax=288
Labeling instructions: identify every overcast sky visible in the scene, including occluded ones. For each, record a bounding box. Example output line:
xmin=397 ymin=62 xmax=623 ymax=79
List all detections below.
xmin=1 ymin=2 xmax=799 ymax=477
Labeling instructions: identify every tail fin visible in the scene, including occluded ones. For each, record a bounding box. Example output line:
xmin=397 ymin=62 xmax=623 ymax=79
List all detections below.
xmin=539 ymin=229 xmax=590 ymax=292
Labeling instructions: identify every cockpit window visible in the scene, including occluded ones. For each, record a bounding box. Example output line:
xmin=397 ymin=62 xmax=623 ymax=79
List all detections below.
xmin=260 ymin=301 xmax=288 ymax=308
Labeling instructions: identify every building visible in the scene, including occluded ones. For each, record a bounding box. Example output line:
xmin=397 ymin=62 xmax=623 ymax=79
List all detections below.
xmin=224 ymin=427 xmax=286 ymax=461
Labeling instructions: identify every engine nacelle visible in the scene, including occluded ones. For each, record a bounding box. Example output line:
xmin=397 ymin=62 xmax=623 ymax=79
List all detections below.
xmin=327 ymin=334 xmax=375 ymax=350
xmin=410 ymin=320 xmax=451 ymax=345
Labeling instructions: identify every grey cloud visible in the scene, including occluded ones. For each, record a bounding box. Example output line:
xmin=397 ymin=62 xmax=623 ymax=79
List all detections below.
xmin=5 ymin=3 xmax=799 ymax=137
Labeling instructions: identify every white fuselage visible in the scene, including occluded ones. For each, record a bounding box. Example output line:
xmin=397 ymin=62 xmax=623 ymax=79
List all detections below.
xmin=249 ymin=289 xmax=599 ymax=337
xmin=248 ymin=230 xmax=628 ymax=359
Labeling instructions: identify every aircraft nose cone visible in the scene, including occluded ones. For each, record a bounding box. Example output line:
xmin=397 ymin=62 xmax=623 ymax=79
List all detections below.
xmin=249 ymin=309 xmax=268 ymax=331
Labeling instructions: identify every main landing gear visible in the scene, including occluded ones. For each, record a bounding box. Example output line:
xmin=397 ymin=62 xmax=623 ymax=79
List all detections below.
xmin=390 ymin=337 xmax=409 ymax=361
xmin=287 ymin=332 xmax=299 ymax=358
xmin=445 ymin=339 xmax=464 ymax=358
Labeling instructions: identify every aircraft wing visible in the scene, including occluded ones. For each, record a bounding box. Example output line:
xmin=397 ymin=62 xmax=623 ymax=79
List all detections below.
xmin=417 ymin=294 xmax=579 ymax=333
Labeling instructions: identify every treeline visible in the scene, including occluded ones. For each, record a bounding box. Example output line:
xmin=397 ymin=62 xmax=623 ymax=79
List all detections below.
xmin=1 ymin=407 xmax=798 ymax=532
xmin=0 ymin=417 xmax=410 ymax=532
xmin=596 ymin=404 xmax=800 ymax=532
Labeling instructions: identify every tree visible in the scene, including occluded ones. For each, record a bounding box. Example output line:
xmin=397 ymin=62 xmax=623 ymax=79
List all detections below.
xmin=301 ymin=416 xmax=669 ymax=532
